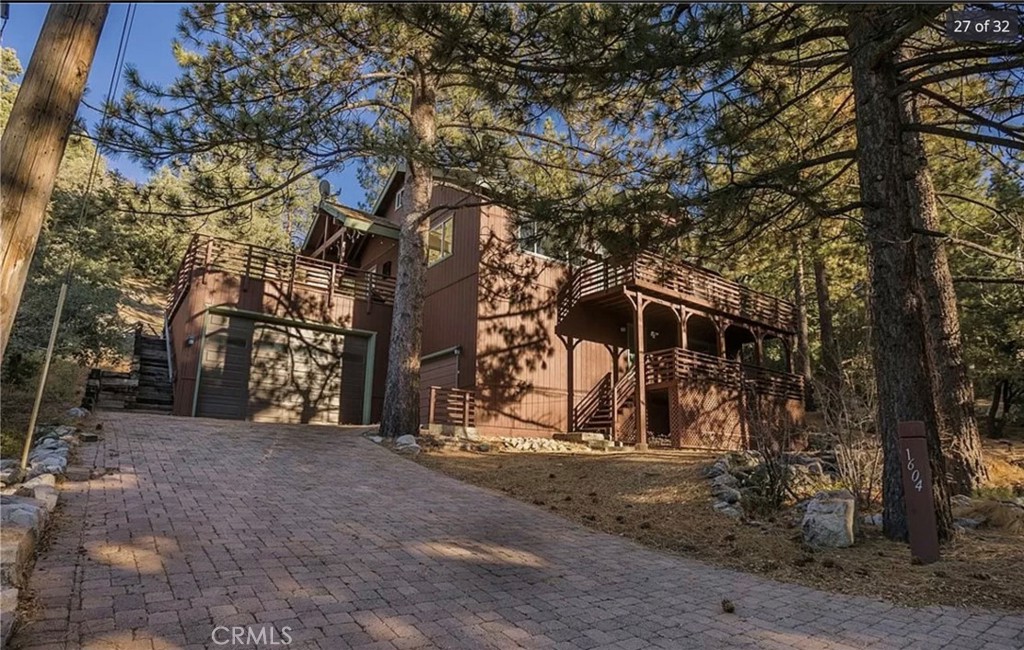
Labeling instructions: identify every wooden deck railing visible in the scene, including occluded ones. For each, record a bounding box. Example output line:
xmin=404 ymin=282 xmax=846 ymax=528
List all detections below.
xmin=559 ymin=253 xmax=797 ymax=332
xmin=427 ymin=387 xmax=476 ymax=428
xmin=644 ymin=347 xmax=803 ymax=401
xmin=165 ymin=234 xmax=397 ymax=321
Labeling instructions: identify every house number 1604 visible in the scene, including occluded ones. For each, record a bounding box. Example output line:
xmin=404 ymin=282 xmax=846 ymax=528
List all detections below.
xmin=905 ymin=448 xmax=924 ymax=492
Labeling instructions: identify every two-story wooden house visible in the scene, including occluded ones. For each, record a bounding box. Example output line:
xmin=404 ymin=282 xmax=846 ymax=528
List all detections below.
xmin=163 ymin=169 xmax=803 ymax=449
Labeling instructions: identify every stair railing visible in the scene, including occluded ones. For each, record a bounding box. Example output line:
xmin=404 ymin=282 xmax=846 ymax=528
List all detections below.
xmin=573 ymin=372 xmax=612 ymax=429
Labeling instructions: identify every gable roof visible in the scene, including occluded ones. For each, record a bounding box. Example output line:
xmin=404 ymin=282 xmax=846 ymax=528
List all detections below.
xmin=300 ymin=199 xmax=400 ymax=252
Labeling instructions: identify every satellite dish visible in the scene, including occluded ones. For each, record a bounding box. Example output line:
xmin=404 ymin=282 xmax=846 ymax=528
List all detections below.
xmin=318 ymin=179 xmax=331 ymax=198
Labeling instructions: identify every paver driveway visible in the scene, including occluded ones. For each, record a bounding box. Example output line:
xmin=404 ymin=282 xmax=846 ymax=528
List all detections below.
xmin=11 ymin=413 xmax=1023 ymax=650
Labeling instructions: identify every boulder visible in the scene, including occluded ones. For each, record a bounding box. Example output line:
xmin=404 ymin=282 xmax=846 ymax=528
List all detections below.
xmin=368 ymin=436 xmax=384 ymax=444
xmin=66 ymin=407 xmax=89 ymax=418
xmin=802 ymin=489 xmax=856 ymax=548
xmin=395 ymin=434 xmax=418 ymax=446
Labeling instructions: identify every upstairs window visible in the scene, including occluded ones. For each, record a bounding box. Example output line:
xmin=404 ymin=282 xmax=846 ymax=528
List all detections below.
xmin=427 ymin=215 xmax=454 ymax=266
xmin=395 ymin=187 xmax=405 ymax=210
xmin=518 ymin=221 xmax=559 ymax=259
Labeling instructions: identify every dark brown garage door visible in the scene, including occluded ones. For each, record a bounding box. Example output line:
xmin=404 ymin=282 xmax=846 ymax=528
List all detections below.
xmin=195 ymin=314 xmax=253 ymax=420
xmin=196 ymin=314 xmax=367 ymax=424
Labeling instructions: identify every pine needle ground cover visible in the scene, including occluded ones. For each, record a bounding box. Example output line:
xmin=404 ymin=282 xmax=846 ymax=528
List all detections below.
xmin=415 ymin=442 xmax=1024 ymax=610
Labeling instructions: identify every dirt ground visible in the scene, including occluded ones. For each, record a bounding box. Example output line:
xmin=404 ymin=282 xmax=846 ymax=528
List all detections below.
xmin=415 ymin=440 xmax=1024 ymax=611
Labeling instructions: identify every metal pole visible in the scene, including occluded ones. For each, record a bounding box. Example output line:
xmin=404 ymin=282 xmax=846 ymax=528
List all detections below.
xmin=19 ymin=280 xmax=68 ymax=471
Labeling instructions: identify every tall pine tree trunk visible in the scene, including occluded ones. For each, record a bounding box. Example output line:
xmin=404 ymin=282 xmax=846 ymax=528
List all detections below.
xmin=0 ymin=3 xmax=108 ymax=359
xmin=379 ymin=69 xmax=436 ymax=438
xmin=847 ymin=8 xmax=953 ymax=542
xmin=900 ymin=92 xmax=987 ymax=495
xmin=793 ymin=242 xmax=815 ymax=409
xmin=813 ymin=257 xmax=842 ymax=426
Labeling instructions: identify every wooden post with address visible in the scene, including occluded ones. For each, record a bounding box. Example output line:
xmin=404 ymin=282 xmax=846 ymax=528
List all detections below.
xmin=897 ymin=421 xmax=940 ymax=564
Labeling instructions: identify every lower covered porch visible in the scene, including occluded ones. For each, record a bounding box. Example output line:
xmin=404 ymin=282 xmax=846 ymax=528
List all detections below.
xmin=558 ymin=289 xmax=804 ymax=451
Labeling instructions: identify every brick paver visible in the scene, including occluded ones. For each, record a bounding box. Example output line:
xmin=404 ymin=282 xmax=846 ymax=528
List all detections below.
xmin=11 ymin=412 xmax=1023 ymax=649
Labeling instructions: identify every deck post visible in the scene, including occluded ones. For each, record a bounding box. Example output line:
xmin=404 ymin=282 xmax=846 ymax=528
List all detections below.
xmin=428 ymin=386 xmax=437 ymax=425
xmin=462 ymin=391 xmax=470 ymax=428
xmin=609 ymin=346 xmax=619 ymax=441
xmin=715 ymin=319 xmax=727 ymax=358
xmin=565 ymin=336 xmax=577 ymax=431
xmin=242 ymin=244 xmax=252 ymax=291
xmin=678 ymin=308 xmax=688 ymax=351
xmin=634 ymin=293 xmax=648 ymax=451
xmin=754 ymin=332 xmax=764 ymax=366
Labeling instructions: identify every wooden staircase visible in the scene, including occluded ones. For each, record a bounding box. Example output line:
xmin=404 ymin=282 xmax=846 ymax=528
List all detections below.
xmin=134 ymin=332 xmax=173 ymax=413
xmin=83 ymin=326 xmax=173 ymax=414
xmin=574 ymin=371 xmax=637 ymax=441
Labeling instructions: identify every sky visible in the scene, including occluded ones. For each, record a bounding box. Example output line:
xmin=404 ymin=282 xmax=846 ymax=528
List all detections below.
xmin=2 ymin=3 xmax=366 ymax=207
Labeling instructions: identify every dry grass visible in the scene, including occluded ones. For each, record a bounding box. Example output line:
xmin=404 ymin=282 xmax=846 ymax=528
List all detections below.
xmin=1 ymin=359 xmax=88 ymax=457
xmin=415 ymin=446 xmax=1024 ymax=611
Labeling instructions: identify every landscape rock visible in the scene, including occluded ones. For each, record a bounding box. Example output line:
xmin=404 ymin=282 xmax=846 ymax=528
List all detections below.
xmin=79 ymin=431 xmax=99 ymax=443
xmin=393 ymin=435 xmax=421 ymax=455
xmin=955 ymin=517 xmax=983 ymax=530
xmin=0 ymin=467 xmax=23 ymax=487
xmin=862 ymin=513 xmax=883 ymax=527
xmin=21 ymin=474 xmax=56 ymax=490
xmin=713 ymin=501 xmax=744 ymax=519
xmin=712 ymin=486 xmax=742 ymax=504
xmin=66 ymin=406 xmax=90 ymax=418
xmin=710 ymin=473 xmax=738 ymax=489
xmin=19 ymin=486 xmax=58 ymax=512
xmin=0 ymin=525 xmax=36 ymax=587
xmin=368 ymin=436 xmax=384 ymax=444
xmin=0 ymin=495 xmax=49 ymax=531
xmin=474 ymin=443 xmax=491 ymax=453
xmin=1 ymin=586 xmax=18 ymax=645
xmin=802 ymin=490 xmax=856 ymax=548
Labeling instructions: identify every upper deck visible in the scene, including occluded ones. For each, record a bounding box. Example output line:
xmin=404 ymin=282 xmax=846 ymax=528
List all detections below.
xmin=558 ymin=253 xmax=797 ymax=335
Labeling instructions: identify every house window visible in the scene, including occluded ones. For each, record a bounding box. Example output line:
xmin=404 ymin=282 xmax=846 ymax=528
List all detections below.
xmin=395 ymin=187 xmax=404 ymax=210
xmin=518 ymin=221 xmax=558 ymax=259
xmin=427 ymin=215 xmax=454 ymax=266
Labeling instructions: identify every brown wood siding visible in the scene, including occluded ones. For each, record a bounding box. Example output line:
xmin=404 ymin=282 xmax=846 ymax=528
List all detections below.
xmin=169 ymin=266 xmax=390 ymax=419
xmin=419 ymin=354 xmax=459 ymax=423
xmin=474 ymin=204 xmax=612 ymax=436
xmin=356 ymin=181 xmax=482 ymax=416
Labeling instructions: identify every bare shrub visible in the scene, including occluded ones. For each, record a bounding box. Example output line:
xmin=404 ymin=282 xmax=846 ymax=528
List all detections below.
xmin=742 ymin=390 xmax=796 ymax=517
xmin=814 ymin=367 xmax=883 ymax=511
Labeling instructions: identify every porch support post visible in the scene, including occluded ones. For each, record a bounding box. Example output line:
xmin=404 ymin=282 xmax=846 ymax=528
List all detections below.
xmin=715 ymin=318 xmax=727 ymax=358
xmin=786 ymin=335 xmax=796 ymax=373
xmin=563 ymin=336 xmax=578 ymax=432
xmin=606 ymin=345 xmax=620 ymax=441
xmin=678 ymin=308 xmax=688 ymax=351
xmin=754 ymin=330 xmax=764 ymax=366
xmin=634 ymin=292 xmax=648 ymax=451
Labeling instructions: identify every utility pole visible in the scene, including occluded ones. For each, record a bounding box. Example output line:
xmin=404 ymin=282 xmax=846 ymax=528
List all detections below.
xmin=0 ymin=3 xmax=109 ymax=359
